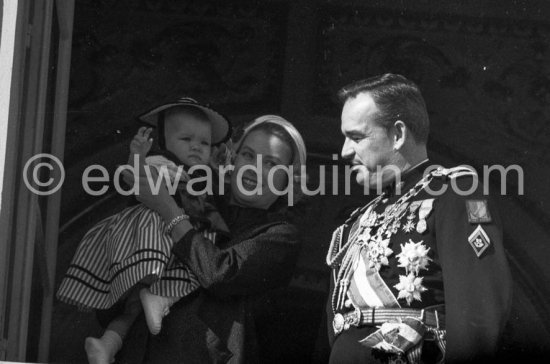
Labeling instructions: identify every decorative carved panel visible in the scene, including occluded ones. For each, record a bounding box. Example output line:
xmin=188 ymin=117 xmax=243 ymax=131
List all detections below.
xmin=65 ymin=0 xmax=288 ymax=167
xmin=61 ymin=0 xmax=288 ymax=222
xmin=316 ymin=5 xmax=550 ymax=230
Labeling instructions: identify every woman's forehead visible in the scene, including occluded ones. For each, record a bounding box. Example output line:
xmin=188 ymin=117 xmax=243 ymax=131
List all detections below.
xmin=242 ymin=130 xmax=292 ymax=159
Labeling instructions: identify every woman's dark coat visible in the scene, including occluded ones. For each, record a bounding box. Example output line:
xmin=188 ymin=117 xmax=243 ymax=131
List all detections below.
xmin=119 ymin=196 xmax=301 ymax=363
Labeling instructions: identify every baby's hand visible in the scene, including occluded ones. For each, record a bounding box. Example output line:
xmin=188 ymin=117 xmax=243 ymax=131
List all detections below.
xmin=129 ymin=127 xmax=153 ymax=164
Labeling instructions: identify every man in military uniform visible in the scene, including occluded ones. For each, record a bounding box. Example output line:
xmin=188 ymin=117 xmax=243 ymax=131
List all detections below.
xmin=326 ymin=74 xmax=512 ymax=363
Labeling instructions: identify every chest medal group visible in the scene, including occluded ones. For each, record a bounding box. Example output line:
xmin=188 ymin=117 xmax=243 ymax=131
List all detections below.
xmin=327 ymin=173 xmax=437 ymax=312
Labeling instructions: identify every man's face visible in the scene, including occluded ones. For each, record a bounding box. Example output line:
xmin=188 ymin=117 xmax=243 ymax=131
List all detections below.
xmin=340 ymin=92 xmax=399 ymax=189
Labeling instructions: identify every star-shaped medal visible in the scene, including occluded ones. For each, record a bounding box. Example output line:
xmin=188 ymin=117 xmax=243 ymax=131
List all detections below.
xmin=402 ymin=220 xmax=415 ymax=233
xmin=366 ymin=236 xmax=393 ymax=271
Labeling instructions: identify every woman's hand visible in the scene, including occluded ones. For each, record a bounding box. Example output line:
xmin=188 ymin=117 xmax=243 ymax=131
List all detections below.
xmin=122 ymin=167 xmax=193 ymax=240
xmin=121 ymin=167 xmax=178 ymax=219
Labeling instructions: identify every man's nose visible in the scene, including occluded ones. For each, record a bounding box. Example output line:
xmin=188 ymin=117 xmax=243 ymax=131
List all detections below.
xmin=341 ymin=138 xmax=354 ymax=160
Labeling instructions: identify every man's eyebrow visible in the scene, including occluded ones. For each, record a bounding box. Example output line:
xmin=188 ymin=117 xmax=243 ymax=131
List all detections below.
xmin=343 ymin=129 xmax=367 ymax=137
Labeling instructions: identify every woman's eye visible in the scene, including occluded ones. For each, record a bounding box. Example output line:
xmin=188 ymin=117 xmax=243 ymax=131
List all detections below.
xmin=201 ymin=141 xmax=210 ymax=146
xmin=265 ymin=160 xmax=276 ymax=168
xmin=180 ymin=137 xmax=191 ymax=141
xmin=241 ymin=151 xmax=253 ymax=159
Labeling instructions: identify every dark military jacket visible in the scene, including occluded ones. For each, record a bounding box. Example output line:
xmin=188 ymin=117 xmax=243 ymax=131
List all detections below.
xmin=326 ymin=161 xmax=512 ymax=364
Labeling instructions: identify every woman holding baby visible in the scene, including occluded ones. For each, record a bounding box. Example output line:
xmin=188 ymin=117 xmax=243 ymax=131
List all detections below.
xmin=121 ymin=100 xmax=307 ymax=363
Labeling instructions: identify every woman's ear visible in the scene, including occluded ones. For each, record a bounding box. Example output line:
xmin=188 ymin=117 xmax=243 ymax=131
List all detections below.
xmin=392 ymin=120 xmax=407 ymax=151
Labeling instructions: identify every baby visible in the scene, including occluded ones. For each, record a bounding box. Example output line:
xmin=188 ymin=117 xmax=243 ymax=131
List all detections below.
xmin=57 ymin=98 xmax=230 ymax=364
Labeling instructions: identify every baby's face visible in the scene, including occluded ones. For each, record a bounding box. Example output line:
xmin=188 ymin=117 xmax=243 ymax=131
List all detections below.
xmin=164 ymin=112 xmax=212 ymax=166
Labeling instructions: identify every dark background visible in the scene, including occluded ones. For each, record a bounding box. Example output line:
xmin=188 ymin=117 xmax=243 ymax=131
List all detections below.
xmin=49 ymin=0 xmax=550 ymax=362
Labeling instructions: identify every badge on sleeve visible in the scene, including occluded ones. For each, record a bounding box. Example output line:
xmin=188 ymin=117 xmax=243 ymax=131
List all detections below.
xmin=468 ymin=225 xmax=491 ymax=257
xmin=466 ymin=200 xmax=492 ymax=224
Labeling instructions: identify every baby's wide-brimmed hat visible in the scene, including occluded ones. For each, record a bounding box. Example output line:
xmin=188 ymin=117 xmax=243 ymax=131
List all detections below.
xmin=138 ymin=97 xmax=231 ymax=144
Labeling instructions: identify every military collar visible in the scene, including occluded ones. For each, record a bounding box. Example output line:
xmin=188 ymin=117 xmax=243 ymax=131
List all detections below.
xmin=384 ymin=159 xmax=430 ymax=198
xmin=347 ymin=160 xmax=431 ymax=223
xmin=382 ymin=180 xmax=402 ymax=198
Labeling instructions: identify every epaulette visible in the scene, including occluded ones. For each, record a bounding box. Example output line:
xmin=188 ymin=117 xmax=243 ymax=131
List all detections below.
xmin=431 ymin=165 xmax=477 ymax=180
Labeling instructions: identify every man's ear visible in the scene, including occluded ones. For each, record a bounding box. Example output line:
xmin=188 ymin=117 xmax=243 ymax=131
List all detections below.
xmin=392 ymin=120 xmax=407 ymax=150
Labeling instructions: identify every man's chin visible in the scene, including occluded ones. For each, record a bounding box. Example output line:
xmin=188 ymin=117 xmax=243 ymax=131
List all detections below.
xmin=355 ymin=173 xmax=391 ymax=191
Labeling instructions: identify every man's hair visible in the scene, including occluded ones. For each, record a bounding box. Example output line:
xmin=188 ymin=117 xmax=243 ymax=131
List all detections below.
xmin=337 ymin=73 xmax=429 ymax=144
